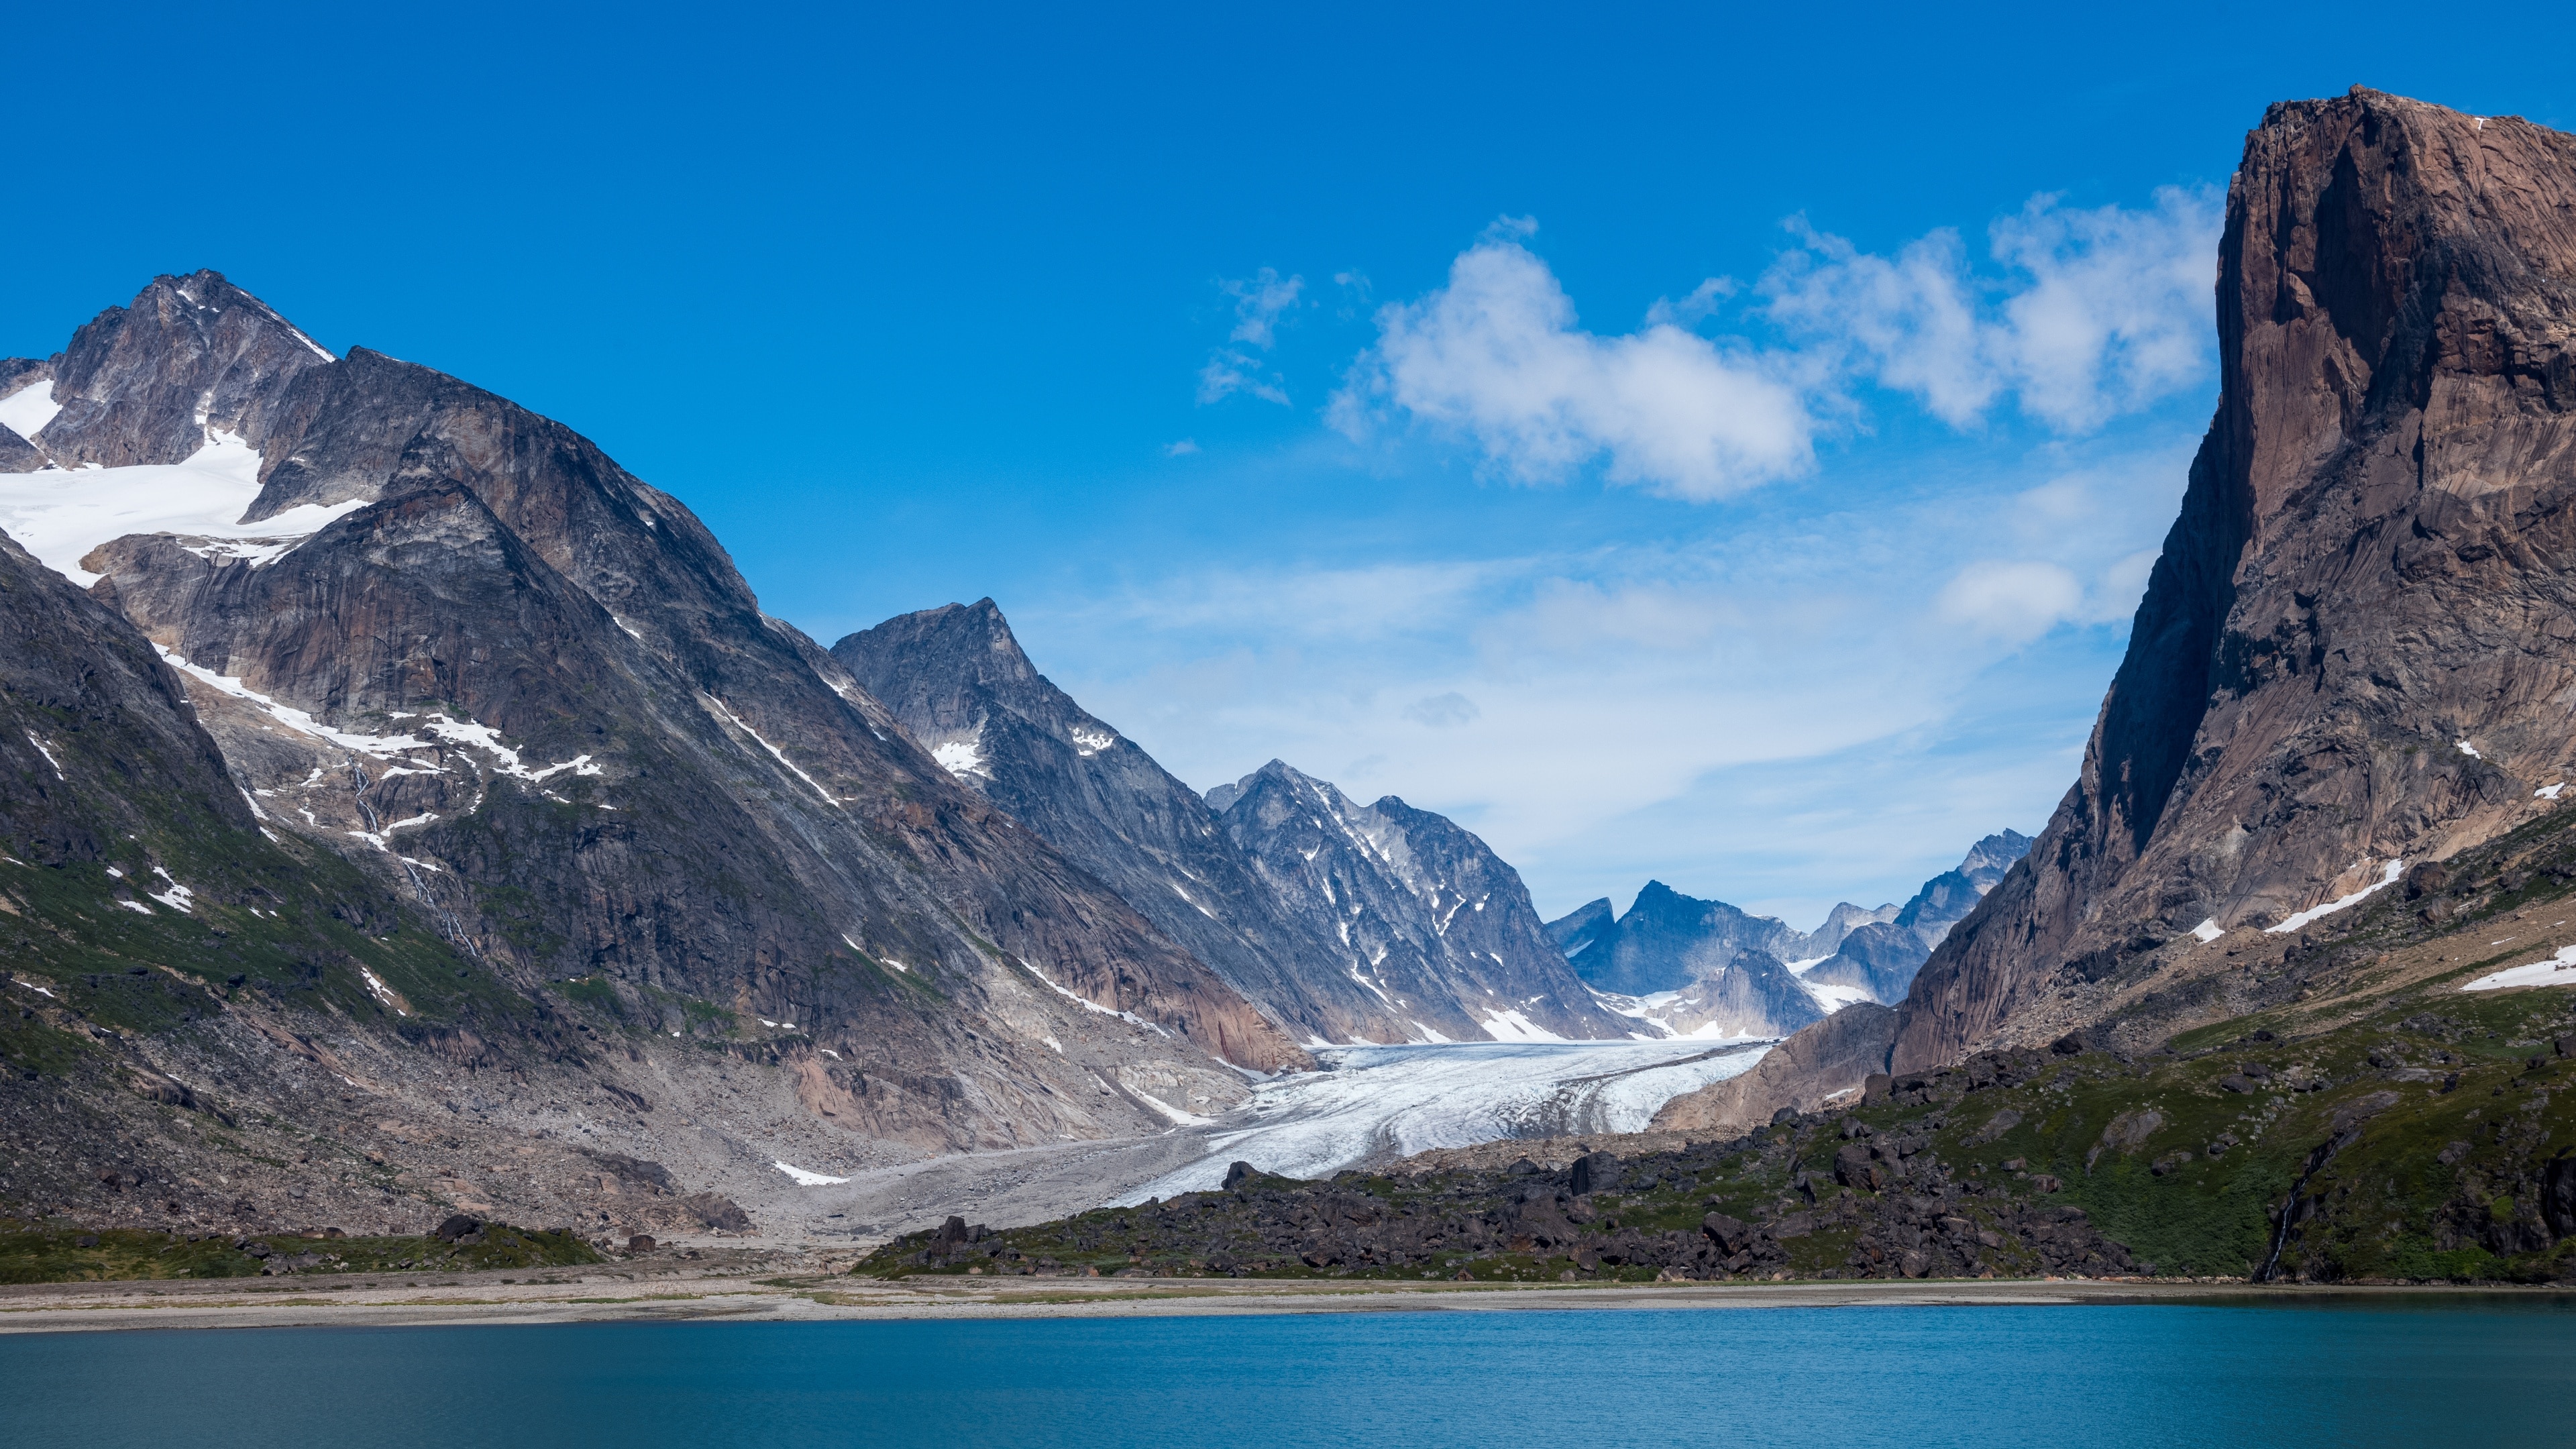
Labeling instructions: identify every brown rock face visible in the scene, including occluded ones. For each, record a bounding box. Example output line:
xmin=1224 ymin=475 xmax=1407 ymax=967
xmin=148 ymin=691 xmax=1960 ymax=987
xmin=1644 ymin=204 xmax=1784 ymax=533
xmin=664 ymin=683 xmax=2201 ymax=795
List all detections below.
xmin=1650 ymin=1004 xmax=1896 ymax=1134
xmin=1894 ymin=89 xmax=2576 ymax=1073
xmin=33 ymin=271 xmax=333 ymax=470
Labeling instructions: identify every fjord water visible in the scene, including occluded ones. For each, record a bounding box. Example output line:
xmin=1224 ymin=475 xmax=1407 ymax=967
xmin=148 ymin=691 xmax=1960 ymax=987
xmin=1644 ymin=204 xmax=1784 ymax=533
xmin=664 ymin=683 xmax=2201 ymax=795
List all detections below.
xmin=9 ymin=1303 xmax=2571 ymax=1447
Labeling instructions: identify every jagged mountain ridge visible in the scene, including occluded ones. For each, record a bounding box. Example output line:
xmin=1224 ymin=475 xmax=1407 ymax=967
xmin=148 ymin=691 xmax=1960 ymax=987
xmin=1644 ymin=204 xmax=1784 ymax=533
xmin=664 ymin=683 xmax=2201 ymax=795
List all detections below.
xmin=1208 ymin=761 xmax=1624 ymax=1041
xmin=834 ymin=594 xmax=1623 ymax=1042
xmin=1801 ymin=830 xmax=2033 ymax=1004
xmin=0 ymin=270 xmax=1318 ymax=1238
xmin=835 ymin=600 xmax=1493 ymax=1044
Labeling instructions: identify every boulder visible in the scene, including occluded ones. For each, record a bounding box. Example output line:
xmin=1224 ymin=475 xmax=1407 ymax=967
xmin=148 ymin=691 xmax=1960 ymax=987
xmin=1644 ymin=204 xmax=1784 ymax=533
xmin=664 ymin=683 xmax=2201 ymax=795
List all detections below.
xmin=431 ymin=1214 xmax=482 ymax=1242
xmin=1570 ymin=1151 xmax=1623 ymax=1197
xmin=1699 ymin=1212 xmax=1752 ymax=1254
xmin=1222 ymin=1161 xmax=1257 ymax=1191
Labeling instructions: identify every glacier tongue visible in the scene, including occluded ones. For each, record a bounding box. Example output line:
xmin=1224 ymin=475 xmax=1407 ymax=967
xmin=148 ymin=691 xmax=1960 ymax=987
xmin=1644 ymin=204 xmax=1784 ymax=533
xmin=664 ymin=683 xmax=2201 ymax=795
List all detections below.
xmin=1108 ymin=1035 xmax=1771 ymax=1203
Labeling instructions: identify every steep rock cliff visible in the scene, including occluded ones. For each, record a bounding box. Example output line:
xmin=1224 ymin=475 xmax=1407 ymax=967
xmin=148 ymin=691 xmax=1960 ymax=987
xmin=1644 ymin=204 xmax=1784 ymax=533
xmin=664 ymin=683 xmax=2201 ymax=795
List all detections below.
xmin=1896 ymin=90 xmax=2576 ymax=1072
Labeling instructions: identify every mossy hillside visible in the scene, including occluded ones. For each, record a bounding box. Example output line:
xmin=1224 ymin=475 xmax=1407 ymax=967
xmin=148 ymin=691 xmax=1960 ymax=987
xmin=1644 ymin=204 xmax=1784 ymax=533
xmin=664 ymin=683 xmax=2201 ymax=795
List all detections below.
xmin=1 ymin=839 xmax=526 ymax=1043
xmin=0 ymin=1216 xmax=600 ymax=1283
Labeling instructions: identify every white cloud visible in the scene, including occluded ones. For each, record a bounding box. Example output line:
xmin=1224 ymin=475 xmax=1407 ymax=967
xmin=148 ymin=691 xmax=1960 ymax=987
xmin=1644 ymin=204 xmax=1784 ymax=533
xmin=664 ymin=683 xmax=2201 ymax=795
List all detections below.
xmin=1328 ymin=190 xmax=2219 ymax=497
xmin=1762 ymin=186 xmax=2220 ymax=431
xmin=1164 ymin=439 xmax=1201 ymax=456
xmin=1331 ymin=233 xmax=1817 ymax=500
xmin=1935 ymin=560 xmax=2086 ymax=641
xmin=1221 ymin=268 xmax=1303 ymax=347
xmin=1197 ymin=268 xmax=1305 ymax=406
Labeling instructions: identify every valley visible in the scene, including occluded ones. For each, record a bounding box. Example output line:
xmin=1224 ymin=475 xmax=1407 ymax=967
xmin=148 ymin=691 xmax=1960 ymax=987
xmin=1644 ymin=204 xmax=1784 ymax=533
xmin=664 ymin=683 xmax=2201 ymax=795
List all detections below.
xmin=3 ymin=84 xmax=2575 ymax=1301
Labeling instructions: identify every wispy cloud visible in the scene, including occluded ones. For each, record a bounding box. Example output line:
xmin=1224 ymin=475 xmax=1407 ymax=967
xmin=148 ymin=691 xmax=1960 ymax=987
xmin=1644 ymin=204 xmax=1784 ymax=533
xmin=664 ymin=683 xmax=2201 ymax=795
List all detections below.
xmin=1023 ymin=433 xmax=2191 ymax=916
xmin=1329 ymin=191 xmax=2220 ymax=498
xmin=1764 ymin=186 xmax=2220 ymax=431
xmin=1197 ymin=267 xmax=1305 ymax=405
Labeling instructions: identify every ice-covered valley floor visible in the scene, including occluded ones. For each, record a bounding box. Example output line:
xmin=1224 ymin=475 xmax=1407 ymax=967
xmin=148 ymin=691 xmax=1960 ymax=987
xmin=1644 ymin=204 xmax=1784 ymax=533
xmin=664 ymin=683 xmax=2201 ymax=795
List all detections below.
xmin=1109 ymin=1036 xmax=1774 ymax=1201
xmin=754 ymin=1036 xmax=1772 ymax=1244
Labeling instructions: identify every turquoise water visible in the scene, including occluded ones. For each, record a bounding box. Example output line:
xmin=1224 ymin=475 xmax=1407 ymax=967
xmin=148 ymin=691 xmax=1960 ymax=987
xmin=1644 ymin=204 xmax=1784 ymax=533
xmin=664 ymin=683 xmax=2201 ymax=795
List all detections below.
xmin=6 ymin=1302 xmax=2571 ymax=1447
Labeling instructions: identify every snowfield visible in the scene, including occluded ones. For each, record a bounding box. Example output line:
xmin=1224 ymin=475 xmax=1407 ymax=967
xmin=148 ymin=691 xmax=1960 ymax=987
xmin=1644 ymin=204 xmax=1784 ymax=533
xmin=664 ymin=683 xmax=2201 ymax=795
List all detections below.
xmin=1109 ymin=1035 xmax=1772 ymax=1203
xmin=0 ymin=427 xmax=368 ymax=587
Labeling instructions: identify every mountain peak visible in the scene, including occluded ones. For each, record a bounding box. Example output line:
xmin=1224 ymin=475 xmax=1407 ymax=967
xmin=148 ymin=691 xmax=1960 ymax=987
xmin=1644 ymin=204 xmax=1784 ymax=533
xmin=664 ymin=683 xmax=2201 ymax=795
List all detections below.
xmin=838 ymin=598 xmax=1038 ymax=693
xmin=1890 ymin=91 xmax=2576 ymax=1073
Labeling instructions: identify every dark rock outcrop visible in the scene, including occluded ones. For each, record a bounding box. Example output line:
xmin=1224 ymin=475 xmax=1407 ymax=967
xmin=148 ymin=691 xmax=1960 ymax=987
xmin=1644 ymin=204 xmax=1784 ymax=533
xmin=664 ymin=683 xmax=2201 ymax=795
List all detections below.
xmin=30 ymin=271 xmax=333 ymax=470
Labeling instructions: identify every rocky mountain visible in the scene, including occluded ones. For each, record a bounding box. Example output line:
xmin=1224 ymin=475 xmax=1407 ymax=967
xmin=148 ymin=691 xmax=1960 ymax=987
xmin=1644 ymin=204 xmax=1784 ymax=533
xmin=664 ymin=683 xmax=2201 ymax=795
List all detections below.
xmin=1660 ymin=88 xmax=2576 ymax=1124
xmin=1204 ymin=761 xmax=1627 ymax=1041
xmin=835 ymin=600 xmax=1444 ymax=1045
xmin=0 ymin=270 xmax=1309 ymax=1242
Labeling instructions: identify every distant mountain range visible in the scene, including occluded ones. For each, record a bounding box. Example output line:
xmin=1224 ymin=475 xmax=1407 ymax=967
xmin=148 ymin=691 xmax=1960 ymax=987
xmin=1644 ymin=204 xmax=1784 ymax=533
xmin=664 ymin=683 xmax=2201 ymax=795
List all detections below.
xmin=1543 ymin=831 xmax=2033 ymax=1038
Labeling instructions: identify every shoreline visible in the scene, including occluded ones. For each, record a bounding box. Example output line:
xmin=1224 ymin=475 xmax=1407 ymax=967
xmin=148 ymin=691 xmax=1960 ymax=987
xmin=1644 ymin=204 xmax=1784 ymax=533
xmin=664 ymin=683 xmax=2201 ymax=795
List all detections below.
xmin=3 ymin=1268 xmax=2567 ymax=1335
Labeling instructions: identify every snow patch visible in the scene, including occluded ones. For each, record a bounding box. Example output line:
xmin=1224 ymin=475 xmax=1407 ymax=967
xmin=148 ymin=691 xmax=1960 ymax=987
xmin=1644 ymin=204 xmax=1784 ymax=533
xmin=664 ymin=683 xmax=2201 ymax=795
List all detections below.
xmin=0 ymin=380 xmax=61 ymax=440
xmin=2539 ymin=784 xmax=2566 ymax=801
xmin=23 ymin=733 xmax=63 ymax=780
xmin=773 ymin=1161 xmax=849 ymax=1186
xmin=358 ymin=967 xmax=407 ymax=1016
xmin=1069 ymin=725 xmax=1116 ymax=757
xmin=146 ymin=867 xmax=193 ymax=913
xmin=115 ymin=899 xmax=152 ymax=914
xmin=1479 ymin=1008 xmax=1568 ymax=1043
xmin=2456 ymin=739 xmax=2482 ymax=759
xmin=931 ymin=737 xmax=987 ymax=780
xmin=2462 ymin=945 xmax=2576 ymax=993
xmin=2263 ymin=859 xmax=2404 ymax=934
xmin=2191 ymin=918 xmax=2224 ymax=944
xmin=1799 ymin=979 xmax=1872 ymax=1013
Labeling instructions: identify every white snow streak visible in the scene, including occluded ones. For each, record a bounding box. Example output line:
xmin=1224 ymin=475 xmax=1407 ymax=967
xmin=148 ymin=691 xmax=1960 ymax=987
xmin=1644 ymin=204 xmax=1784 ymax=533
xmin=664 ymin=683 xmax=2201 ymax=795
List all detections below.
xmin=2263 ymin=859 xmax=2404 ymax=934
xmin=2191 ymin=917 xmax=2225 ymax=944
xmin=773 ymin=1161 xmax=850 ymax=1186
xmin=704 ymin=695 xmax=837 ymax=805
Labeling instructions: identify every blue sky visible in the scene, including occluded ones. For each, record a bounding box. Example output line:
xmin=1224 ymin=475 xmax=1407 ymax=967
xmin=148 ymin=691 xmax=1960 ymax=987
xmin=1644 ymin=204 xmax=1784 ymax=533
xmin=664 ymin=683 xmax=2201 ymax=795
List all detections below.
xmin=8 ymin=3 xmax=2573 ymax=923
